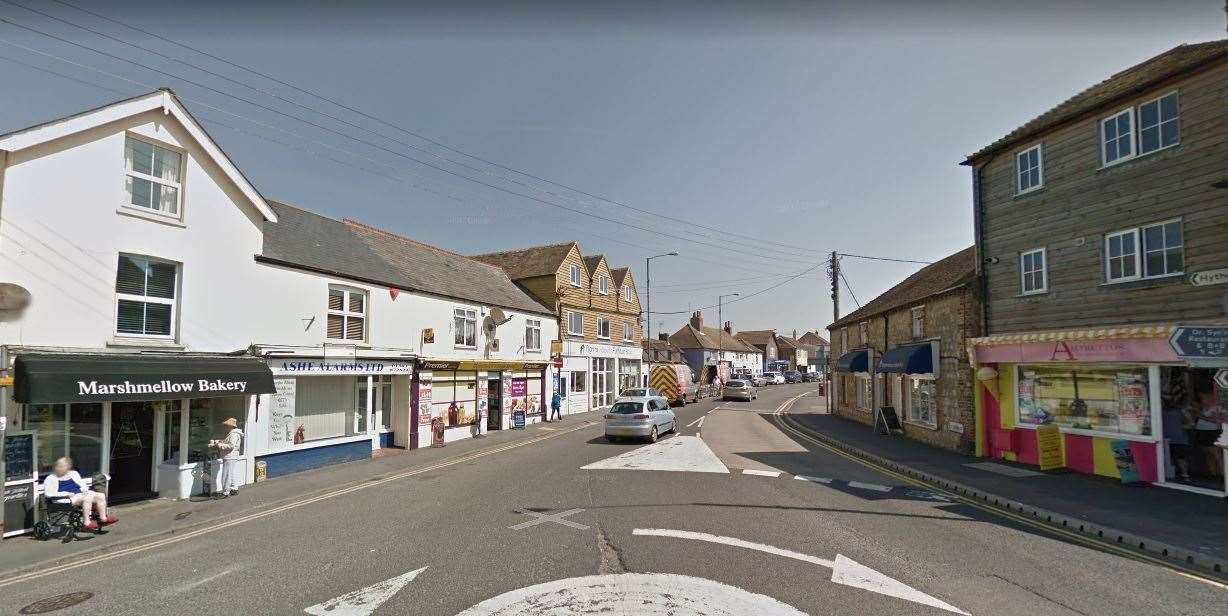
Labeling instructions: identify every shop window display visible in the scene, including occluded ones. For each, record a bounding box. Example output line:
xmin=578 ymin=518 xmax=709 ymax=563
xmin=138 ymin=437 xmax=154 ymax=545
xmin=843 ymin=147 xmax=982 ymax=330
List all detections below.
xmin=25 ymin=403 xmax=103 ymax=476
xmin=1160 ymin=367 xmax=1225 ymax=490
xmin=1016 ymin=366 xmax=1150 ymax=436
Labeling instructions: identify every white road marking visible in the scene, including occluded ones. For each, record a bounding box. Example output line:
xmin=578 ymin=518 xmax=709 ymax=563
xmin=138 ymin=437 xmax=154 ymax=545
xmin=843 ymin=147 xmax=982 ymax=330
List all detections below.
xmin=964 ymin=461 xmax=1044 ymax=477
xmin=304 ymin=566 xmax=427 ymax=616
xmin=742 ymin=469 xmax=782 ymax=477
xmin=159 ymin=565 xmax=243 ymax=597
xmin=509 ymin=508 xmax=589 ymax=531
xmin=582 ymin=435 xmax=729 ymax=473
xmin=455 ymin=573 xmax=805 ymax=615
xmin=848 ymin=481 xmax=893 ymax=492
xmin=634 ymin=529 xmax=968 ymax=615
xmin=685 ymin=415 xmax=705 ymax=428
xmin=794 ymin=475 xmax=833 ymax=484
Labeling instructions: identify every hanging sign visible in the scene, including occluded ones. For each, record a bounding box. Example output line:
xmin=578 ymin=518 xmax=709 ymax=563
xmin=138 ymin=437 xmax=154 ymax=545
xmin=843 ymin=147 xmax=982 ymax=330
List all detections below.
xmin=1168 ymin=327 xmax=1228 ymax=360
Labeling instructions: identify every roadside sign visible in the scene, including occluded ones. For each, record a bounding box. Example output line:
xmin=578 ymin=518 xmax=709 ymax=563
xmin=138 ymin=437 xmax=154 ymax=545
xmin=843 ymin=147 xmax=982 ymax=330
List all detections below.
xmin=552 ymin=356 xmax=563 ymax=370
xmin=550 ymin=340 xmax=562 ymax=355
xmin=1168 ymin=327 xmax=1228 ymax=359
xmin=1190 ymin=268 xmax=1228 ymax=287
xmin=1215 ymin=369 xmax=1228 ymax=390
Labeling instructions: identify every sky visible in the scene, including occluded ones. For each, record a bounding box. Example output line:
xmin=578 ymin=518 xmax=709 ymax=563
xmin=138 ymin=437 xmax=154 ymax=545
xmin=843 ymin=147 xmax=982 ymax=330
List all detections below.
xmin=0 ymin=0 xmax=1224 ymax=339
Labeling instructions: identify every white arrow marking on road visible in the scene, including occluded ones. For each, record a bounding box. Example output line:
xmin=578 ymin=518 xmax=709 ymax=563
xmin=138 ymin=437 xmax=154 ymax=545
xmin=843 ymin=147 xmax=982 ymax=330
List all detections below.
xmin=633 ymin=529 xmax=969 ymax=615
xmin=582 ymin=435 xmax=729 ymax=473
xmin=743 ymin=469 xmax=782 ymax=477
xmin=848 ymin=481 xmax=893 ymax=492
xmin=685 ymin=415 xmax=705 ymax=428
xmin=795 ymin=475 xmax=833 ymax=484
xmin=304 ymin=566 xmax=427 ymax=616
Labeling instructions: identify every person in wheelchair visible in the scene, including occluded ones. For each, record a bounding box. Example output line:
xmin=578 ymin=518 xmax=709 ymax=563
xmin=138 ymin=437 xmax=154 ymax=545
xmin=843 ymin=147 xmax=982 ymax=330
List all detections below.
xmin=42 ymin=457 xmax=116 ymax=531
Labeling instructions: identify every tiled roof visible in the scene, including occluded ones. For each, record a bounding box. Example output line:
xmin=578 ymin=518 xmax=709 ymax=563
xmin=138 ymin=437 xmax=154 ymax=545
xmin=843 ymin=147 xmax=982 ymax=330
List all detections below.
xmin=968 ymin=40 xmax=1228 ymax=161
xmin=610 ymin=267 xmax=630 ymax=286
xmin=261 ymin=201 xmax=553 ymax=315
xmin=799 ymin=331 xmax=829 ymax=346
xmin=775 ymin=335 xmax=800 ymax=351
xmin=830 ymin=246 xmax=976 ymax=330
xmin=583 ymin=255 xmax=605 ymax=275
xmin=670 ymin=324 xmax=759 ymax=352
xmin=472 ymin=241 xmax=578 ymax=280
xmin=735 ymin=330 xmax=776 ymax=346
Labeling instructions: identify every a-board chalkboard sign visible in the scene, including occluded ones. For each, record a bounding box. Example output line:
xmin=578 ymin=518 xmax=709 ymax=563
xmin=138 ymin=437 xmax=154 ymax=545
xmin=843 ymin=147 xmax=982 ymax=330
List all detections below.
xmin=512 ymin=410 xmax=526 ymax=429
xmin=4 ymin=481 xmax=35 ymax=536
xmin=4 ymin=431 xmax=36 ymax=481
xmin=874 ymin=406 xmax=902 ymax=435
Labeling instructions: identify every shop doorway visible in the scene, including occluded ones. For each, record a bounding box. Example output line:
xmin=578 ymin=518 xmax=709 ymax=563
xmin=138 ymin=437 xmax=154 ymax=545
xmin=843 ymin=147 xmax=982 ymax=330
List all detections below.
xmin=487 ymin=379 xmax=502 ymax=430
xmin=109 ymin=401 xmax=157 ymax=503
xmin=1160 ymin=366 xmax=1226 ymax=494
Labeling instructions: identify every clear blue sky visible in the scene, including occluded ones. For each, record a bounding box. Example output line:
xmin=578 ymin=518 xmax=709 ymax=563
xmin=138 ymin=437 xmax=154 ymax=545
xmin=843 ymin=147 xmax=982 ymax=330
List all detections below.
xmin=1 ymin=1 xmax=1223 ymax=337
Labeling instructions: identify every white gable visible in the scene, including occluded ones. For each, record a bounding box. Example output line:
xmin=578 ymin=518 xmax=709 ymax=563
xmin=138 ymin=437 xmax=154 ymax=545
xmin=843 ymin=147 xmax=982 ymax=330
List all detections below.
xmin=0 ymin=89 xmax=276 ymax=222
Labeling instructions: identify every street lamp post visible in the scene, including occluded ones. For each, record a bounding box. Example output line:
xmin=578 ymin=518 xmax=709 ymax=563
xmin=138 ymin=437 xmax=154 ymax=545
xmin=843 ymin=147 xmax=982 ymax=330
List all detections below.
xmin=717 ymin=292 xmax=740 ymax=364
xmin=645 ymin=252 xmax=679 ymax=351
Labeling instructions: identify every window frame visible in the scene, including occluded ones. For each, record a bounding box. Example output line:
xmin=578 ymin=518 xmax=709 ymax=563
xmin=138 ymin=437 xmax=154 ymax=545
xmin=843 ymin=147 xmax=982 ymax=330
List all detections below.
xmin=597 ymin=317 xmax=611 ymax=340
xmin=910 ymin=306 xmax=925 ymax=338
xmin=1104 ymin=229 xmax=1142 ymax=283
xmin=453 ymin=307 xmax=478 ymax=348
xmin=598 ymin=275 xmax=610 ymax=295
xmin=1140 ymin=218 xmax=1184 ymax=279
xmin=569 ymin=264 xmax=582 ymax=287
xmin=566 ymin=311 xmax=584 ymax=336
xmin=855 ymin=373 xmax=873 ymax=411
xmin=114 ymin=253 xmax=179 ymax=339
xmin=1136 ymin=91 xmax=1181 ymax=156
xmin=1015 ymin=144 xmax=1043 ymax=194
xmin=525 ymin=318 xmax=542 ymax=351
xmin=123 ymin=134 xmax=185 ymax=219
xmin=904 ymin=374 xmax=938 ymax=428
xmin=326 ymin=286 xmax=368 ymax=343
xmin=622 ymin=321 xmax=633 ymax=342
xmin=622 ymin=284 xmax=633 ymax=302
xmin=1019 ymin=247 xmax=1048 ymax=295
xmin=1100 ymin=107 xmax=1136 ymax=167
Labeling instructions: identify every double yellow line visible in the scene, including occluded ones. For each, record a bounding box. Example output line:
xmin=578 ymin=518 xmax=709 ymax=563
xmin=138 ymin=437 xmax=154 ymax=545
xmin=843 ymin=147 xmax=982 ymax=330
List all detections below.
xmin=770 ymin=405 xmax=1227 ymax=589
xmin=0 ymin=420 xmax=599 ymax=589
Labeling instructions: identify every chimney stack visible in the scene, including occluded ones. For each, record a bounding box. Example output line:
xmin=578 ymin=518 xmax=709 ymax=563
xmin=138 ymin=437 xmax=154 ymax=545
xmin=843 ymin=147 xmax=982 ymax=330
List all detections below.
xmin=658 ymin=333 xmax=668 ymax=342
xmin=792 ymin=329 xmax=798 ymax=339
xmin=723 ymin=321 xmax=732 ymax=335
xmin=690 ymin=311 xmax=703 ymax=330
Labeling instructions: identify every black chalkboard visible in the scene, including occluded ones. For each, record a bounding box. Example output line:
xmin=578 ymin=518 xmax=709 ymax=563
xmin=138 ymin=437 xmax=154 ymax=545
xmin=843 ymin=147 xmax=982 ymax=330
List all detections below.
xmin=4 ymin=432 xmax=35 ymax=481
xmin=875 ymin=406 xmax=902 ymax=435
xmin=4 ymin=481 xmax=35 ymax=535
xmin=512 ymin=410 xmax=526 ymax=429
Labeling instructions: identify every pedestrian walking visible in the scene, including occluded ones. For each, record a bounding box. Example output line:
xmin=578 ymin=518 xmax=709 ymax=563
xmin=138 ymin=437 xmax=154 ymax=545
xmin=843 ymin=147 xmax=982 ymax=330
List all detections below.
xmin=550 ymin=389 xmax=563 ymax=421
xmin=210 ymin=418 xmax=244 ymax=498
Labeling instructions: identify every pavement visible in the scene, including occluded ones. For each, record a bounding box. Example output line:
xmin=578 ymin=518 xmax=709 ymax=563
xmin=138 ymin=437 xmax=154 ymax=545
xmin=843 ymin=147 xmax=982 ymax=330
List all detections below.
xmin=1 ymin=384 xmax=1225 ymax=615
xmin=787 ymin=408 xmax=1228 ymax=571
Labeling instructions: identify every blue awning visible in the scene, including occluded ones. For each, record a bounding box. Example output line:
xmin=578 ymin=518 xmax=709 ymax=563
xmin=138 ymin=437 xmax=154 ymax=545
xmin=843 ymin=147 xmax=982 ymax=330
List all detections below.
xmin=835 ymin=349 xmax=869 ymax=373
xmin=876 ymin=342 xmax=935 ymax=374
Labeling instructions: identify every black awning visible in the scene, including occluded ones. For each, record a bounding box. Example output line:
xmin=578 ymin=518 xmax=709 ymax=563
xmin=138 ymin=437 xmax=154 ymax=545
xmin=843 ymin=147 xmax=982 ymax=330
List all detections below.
xmin=13 ymin=353 xmax=275 ymax=404
xmin=835 ymin=349 xmax=870 ymax=373
xmin=876 ymin=342 xmax=936 ymax=374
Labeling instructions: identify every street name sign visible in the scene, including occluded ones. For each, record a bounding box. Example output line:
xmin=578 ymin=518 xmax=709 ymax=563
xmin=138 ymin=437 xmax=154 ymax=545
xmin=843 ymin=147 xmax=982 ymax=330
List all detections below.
xmin=1189 ymin=268 xmax=1228 ymax=287
xmin=1168 ymin=327 xmax=1228 ymax=360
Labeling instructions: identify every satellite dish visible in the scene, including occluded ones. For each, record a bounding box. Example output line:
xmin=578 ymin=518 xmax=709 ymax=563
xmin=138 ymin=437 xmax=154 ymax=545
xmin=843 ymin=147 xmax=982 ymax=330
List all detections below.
xmin=489 ymin=307 xmax=511 ymax=325
xmin=0 ymin=283 xmax=31 ymax=322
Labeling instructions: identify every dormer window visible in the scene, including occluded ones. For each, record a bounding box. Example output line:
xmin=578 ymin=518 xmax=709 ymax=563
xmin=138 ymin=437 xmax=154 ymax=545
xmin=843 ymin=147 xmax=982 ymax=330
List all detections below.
xmin=599 ymin=275 xmax=610 ymax=295
xmin=569 ymin=264 xmax=581 ymax=287
xmin=124 ymin=136 xmax=183 ymax=217
xmin=622 ymin=284 xmax=633 ymax=302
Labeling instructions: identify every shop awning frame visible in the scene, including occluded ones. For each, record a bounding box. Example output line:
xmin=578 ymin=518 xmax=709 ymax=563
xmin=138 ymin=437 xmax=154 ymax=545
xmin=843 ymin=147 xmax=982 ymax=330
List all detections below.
xmin=835 ymin=349 xmax=870 ymax=373
xmin=13 ymin=352 xmax=276 ymax=404
xmin=876 ymin=342 xmax=938 ymax=375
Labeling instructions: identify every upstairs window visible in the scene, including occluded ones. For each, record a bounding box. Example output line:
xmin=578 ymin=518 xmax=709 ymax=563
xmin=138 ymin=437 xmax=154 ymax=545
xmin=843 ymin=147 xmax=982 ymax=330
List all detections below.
xmin=597 ymin=317 xmax=611 ymax=339
xmin=623 ymin=321 xmax=633 ymax=341
xmin=911 ymin=306 xmax=925 ymax=338
xmin=1020 ymin=248 xmax=1047 ymax=295
xmin=1016 ymin=145 xmax=1043 ymax=194
xmin=124 ymin=136 xmax=183 ymax=217
xmin=1101 ymin=109 xmax=1135 ymax=165
xmin=567 ymin=311 xmax=584 ymax=336
xmin=328 ymin=287 xmax=367 ymax=341
xmin=1105 ymin=230 xmax=1139 ymax=282
xmin=453 ymin=307 xmax=477 ymax=347
xmin=569 ymin=265 xmax=581 ymax=287
xmin=599 ymin=275 xmax=610 ymax=295
xmin=622 ymin=284 xmax=633 ymax=302
xmin=525 ymin=318 xmax=542 ymax=351
xmin=115 ymin=254 xmax=178 ymax=338
xmin=1106 ymin=220 xmax=1184 ymax=283
xmin=1138 ymin=92 xmax=1180 ymax=155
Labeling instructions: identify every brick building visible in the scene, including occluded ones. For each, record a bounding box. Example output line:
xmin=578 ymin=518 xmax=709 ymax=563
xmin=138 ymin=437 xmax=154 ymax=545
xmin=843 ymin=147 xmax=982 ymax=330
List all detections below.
xmin=829 ymin=247 xmax=980 ymax=453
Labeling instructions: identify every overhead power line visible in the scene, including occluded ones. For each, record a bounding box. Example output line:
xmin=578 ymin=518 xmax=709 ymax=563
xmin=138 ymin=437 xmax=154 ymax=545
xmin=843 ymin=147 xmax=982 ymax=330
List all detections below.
xmin=651 ymin=261 xmax=825 ymax=315
xmin=837 ymin=252 xmax=933 ymax=265
xmin=839 ymin=269 xmax=862 ymax=309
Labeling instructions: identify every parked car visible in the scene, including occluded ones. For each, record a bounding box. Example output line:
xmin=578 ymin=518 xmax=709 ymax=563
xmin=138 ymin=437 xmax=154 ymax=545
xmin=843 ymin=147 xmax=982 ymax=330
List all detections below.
xmin=784 ymin=371 xmax=803 ymax=383
xmin=722 ymin=379 xmax=757 ymax=401
xmin=803 ymin=372 xmax=822 ymax=383
xmin=751 ymin=374 xmax=768 ymax=387
xmin=604 ymin=397 xmax=676 ymax=442
xmin=762 ymin=371 xmax=785 ymax=385
xmin=618 ymin=387 xmax=669 ymax=409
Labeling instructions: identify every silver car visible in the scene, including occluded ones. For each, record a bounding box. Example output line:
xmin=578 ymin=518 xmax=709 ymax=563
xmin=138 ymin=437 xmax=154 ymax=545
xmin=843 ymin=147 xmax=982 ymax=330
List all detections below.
xmin=722 ymin=379 xmax=756 ymax=401
xmin=604 ymin=397 xmax=676 ymax=442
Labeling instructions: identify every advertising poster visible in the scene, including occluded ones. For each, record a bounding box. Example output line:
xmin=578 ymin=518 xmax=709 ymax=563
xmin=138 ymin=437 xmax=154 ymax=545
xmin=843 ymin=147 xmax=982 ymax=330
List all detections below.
xmin=1111 ymin=439 xmax=1141 ymax=484
xmin=269 ymin=378 xmax=296 ymax=448
xmin=417 ymin=378 xmax=433 ymax=424
xmin=1036 ymin=423 xmax=1063 ymax=470
xmin=1116 ymin=377 xmax=1148 ymax=435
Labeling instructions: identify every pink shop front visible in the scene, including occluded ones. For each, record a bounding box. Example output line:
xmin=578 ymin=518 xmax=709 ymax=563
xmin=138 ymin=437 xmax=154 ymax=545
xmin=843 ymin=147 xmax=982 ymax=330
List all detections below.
xmin=971 ymin=328 xmax=1228 ymax=497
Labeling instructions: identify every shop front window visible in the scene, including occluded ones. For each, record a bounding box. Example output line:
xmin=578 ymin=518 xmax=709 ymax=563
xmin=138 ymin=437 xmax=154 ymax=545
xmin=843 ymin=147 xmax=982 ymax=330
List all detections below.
xmin=163 ymin=409 xmax=182 ymax=464
xmin=905 ymin=376 xmax=936 ymax=427
xmin=1016 ymin=365 xmax=1151 ymax=436
xmin=855 ymin=375 xmax=872 ymax=411
xmin=25 ymin=403 xmax=103 ymax=477
xmin=189 ymin=397 xmax=246 ymax=462
xmin=358 ymin=375 xmax=395 ymax=433
xmin=591 ymin=358 xmax=614 ymax=408
xmin=432 ymin=371 xmax=478 ymax=427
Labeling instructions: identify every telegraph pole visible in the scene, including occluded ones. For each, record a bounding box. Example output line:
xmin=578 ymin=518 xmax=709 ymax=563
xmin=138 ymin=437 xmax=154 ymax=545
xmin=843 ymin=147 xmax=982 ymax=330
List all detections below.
xmin=830 ymin=251 xmax=840 ymax=321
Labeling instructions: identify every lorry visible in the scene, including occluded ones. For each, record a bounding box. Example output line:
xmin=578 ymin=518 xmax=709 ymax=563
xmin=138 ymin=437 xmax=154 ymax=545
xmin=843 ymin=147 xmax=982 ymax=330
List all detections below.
xmin=649 ymin=363 xmax=697 ymax=406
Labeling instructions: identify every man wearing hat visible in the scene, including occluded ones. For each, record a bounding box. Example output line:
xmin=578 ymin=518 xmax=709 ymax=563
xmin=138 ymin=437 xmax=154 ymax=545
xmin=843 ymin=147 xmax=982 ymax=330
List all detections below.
xmin=209 ymin=418 xmax=244 ymax=498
